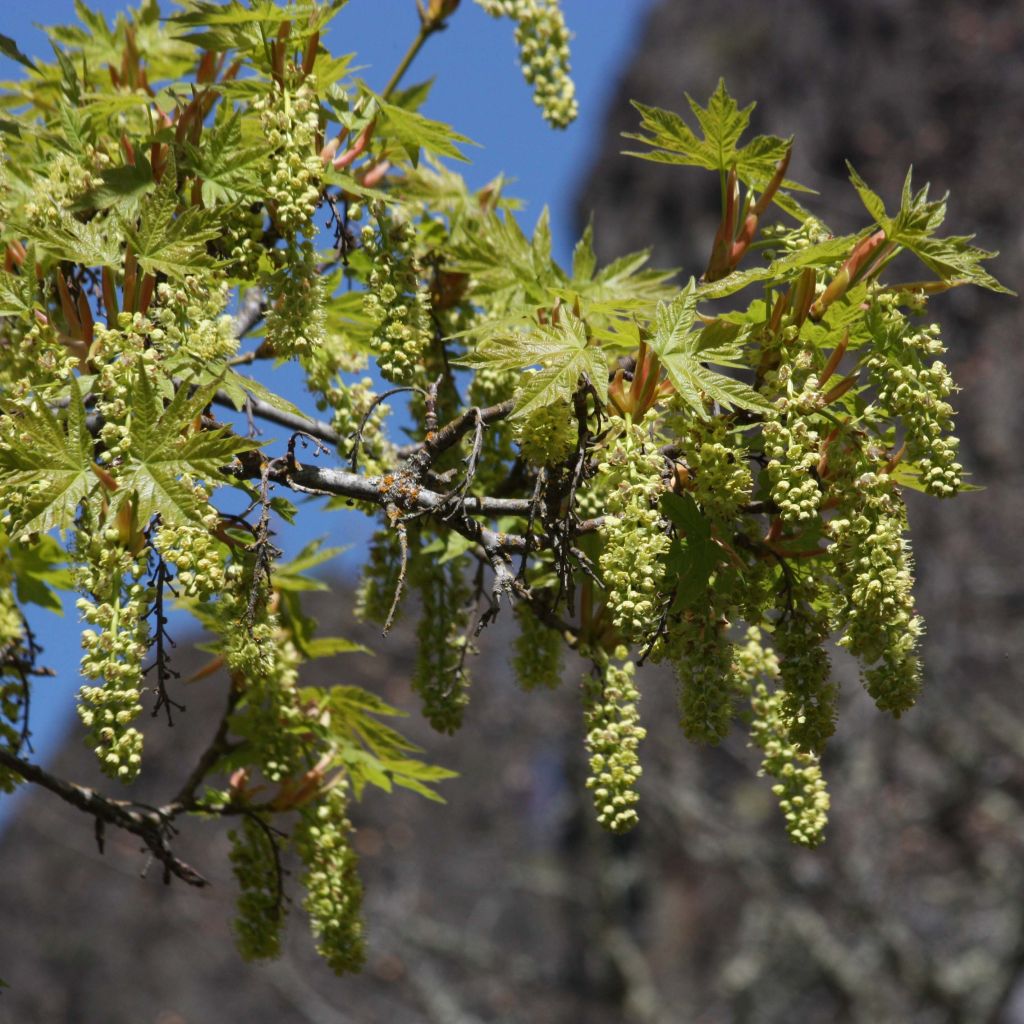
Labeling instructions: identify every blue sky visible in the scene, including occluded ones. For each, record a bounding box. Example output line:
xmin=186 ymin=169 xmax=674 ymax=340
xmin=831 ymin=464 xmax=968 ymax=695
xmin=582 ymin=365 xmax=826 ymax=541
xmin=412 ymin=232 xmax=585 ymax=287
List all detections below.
xmin=0 ymin=0 xmax=654 ymax=779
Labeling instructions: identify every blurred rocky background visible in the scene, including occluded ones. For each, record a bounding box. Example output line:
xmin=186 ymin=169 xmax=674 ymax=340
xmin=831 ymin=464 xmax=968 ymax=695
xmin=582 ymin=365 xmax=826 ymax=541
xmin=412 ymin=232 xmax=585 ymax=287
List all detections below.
xmin=1 ymin=1 xmax=1022 ymax=1022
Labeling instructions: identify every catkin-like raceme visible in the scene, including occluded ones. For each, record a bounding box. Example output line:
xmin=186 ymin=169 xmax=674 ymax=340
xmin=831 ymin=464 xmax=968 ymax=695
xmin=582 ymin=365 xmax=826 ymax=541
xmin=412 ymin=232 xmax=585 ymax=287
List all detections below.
xmin=597 ymin=424 xmax=669 ymax=645
xmin=475 ymin=0 xmax=578 ymax=128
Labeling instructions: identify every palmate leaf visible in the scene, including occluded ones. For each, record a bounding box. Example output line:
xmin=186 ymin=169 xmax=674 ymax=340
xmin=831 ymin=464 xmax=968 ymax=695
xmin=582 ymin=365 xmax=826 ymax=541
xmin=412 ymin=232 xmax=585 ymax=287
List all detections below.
xmin=463 ymin=309 xmax=609 ymax=419
xmin=122 ymin=154 xmax=220 ymax=279
xmin=451 ymin=207 xmax=565 ymax=310
xmin=661 ymin=492 xmax=717 ymax=611
xmin=77 ymin=157 xmax=156 ymax=213
xmin=362 ymin=87 xmax=473 ymax=168
xmin=113 ymin=370 xmax=256 ymax=525
xmin=303 ymin=684 xmax=457 ymax=802
xmin=847 ymin=163 xmax=1013 ymax=294
xmin=181 ymin=111 xmax=264 ymax=206
xmin=17 ymin=206 xmax=122 ymax=269
xmin=624 ymin=79 xmax=813 ymax=218
xmin=0 ymin=375 xmax=96 ymax=533
xmin=648 ymin=279 xmax=770 ymax=416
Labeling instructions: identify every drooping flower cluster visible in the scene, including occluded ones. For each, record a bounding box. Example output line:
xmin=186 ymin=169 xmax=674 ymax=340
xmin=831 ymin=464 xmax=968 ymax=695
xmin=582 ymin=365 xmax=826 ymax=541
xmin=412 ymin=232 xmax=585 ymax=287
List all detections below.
xmin=512 ymin=602 xmax=564 ymax=690
xmin=597 ymin=424 xmax=669 ymax=645
xmin=828 ymin=450 xmax=923 ymax=715
xmin=360 ymin=201 xmax=433 ymax=384
xmin=149 ymin=277 xmax=238 ymax=365
xmin=772 ymin=591 xmax=836 ymax=753
xmin=152 ymin=513 xmax=226 ymax=601
xmin=258 ymin=74 xmax=322 ymax=237
xmin=228 ymin=813 xmax=285 ymax=961
xmin=866 ymin=294 xmax=962 ymax=497
xmin=476 ymin=0 xmax=578 ymax=128
xmin=679 ymin=414 xmax=752 ymax=523
xmin=74 ymin=515 xmax=151 ymax=782
xmin=410 ymin=546 xmax=473 ymax=733
xmin=734 ymin=628 xmax=830 ymax=848
xmin=513 ymin=394 xmax=577 ymax=466
xmin=293 ymin=782 xmax=366 ymax=975
xmin=762 ymin=416 xmax=823 ymax=523
xmin=670 ymin=596 xmax=737 ymax=745
xmin=582 ymin=650 xmax=645 ymax=834
xmin=258 ymin=73 xmax=326 ymax=360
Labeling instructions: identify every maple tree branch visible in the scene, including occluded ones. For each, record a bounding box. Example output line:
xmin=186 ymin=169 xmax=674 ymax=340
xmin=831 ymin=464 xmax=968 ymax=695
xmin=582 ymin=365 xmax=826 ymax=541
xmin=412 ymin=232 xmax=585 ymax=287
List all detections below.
xmin=0 ymin=747 xmax=208 ymax=887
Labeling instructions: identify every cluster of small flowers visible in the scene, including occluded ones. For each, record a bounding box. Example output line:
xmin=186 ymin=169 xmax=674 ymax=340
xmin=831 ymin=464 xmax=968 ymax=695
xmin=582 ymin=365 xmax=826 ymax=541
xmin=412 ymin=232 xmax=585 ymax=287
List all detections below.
xmin=152 ymin=512 xmax=225 ymax=600
xmin=355 ymin=530 xmax=403 ymax=625
xmin=92 ymin=325 xmax=149 ymax=467
xmin=476 ymin=0 xmax=578 ymax=128
xmin=19 ymin=152 xmax=104 ymax=230
xmin=226 ymin=614 xmax=306 ymax=784
xmin=265 ymin=240 xmax=327 ymax=360
xmin=220 ymin=205 xmax=265 ymax=281
xmin=734 ymin=629 xmax=830 ymax=848
xmin=762 ymin=416 xmax=822 ymax=523
xmin=758 ymin=216 xmax=833 ymax=263
xmin=257 ymin=74 xmax=321 ymax=238
xmin=597 ymin=425 xmax=669 ymax=644
xmin=671 ymin=605 xmax=736 ymax=745
xmin=410 ymin=552 xmax=472 ymax=734
xmin=828 ymin=454 xmax=923 ymax=715
xmin=149 ymin=278 xmax=237 ymax=364
xmin=582 ymin=651 xmax=645 ymax=834
xmin=512 ymin=603 xmax=563 ymax=690
xmin=74 ymin=520 xmax=151 ymax=781
xmin=679 ymin=415 xmax=752 ymax=522
xmin=772 ymin=597 xmax=836 ymax=753
xmin=866 ymin=297 xmax=962 ymax=496
xmin=294 ymin=783 xmax=366 ymax=975
xmin=321 ymin=376 xmax=392 ymax=478
xmin=513 ymin=394 xmax=576 ymax=466
xmin=228 ymin=813 xmax=284 ymax=961
xmin=360 ymin=201 xmax=432 ymax=384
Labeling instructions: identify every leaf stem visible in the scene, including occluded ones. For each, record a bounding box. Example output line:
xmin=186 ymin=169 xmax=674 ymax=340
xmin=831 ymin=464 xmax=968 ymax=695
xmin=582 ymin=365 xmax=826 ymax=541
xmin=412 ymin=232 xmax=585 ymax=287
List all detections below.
xmin=382 ymin=15 xmax=446 ymax=101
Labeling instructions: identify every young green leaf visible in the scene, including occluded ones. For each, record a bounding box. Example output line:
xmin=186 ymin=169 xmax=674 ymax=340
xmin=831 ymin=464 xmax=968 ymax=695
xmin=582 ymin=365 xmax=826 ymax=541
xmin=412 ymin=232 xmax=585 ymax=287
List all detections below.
xmin=648 ymin=280 xmax=770 ymax=415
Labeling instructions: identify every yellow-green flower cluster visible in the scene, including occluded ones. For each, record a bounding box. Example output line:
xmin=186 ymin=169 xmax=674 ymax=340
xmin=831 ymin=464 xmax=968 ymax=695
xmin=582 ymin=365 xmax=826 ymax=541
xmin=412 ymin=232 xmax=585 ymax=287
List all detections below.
xmin=410 ymin=550 xmax=472 ymax=734
xmin=597 ymin=425 xmax=669 ymax=644
xmin=583 ymin=651 xmax=645 ymax=834
xmin=735 ymin=629 xmax=830 ymax=848
xmin=258 ymin=75 xmax=321 ymax=237
xmin=74 ymin=520 xmax=151 ymax=782
xmin=360 ymin=201 xmax=432 ymax=384
xmin=476 ymin=0 xmax=578 ymax=128
xmin=512 ymin=603 xmax=563 ymax=690
xmin=773 ymin=598 xmax=836 ymax=753
xmin=150 ymin=277 xmax=238 ymax=364
xmin=680 ymin=415 xmax=752 ymax=523
xmin=229 ymin=813 xmax=284 ymax=961
xmin=671 ymin=604 xmax=735 ymax=745
xmin=257 ymin=73 xmax=326 ymax=361
xmin=265 ymin=241 xmax=326 ymax=360
xmin=513 ymin=394 xmax=576 ymax=466
xmin=294 ymin=783 xmax=366 ymax=975
xmin=762 ymin=416 xmax=822 ymax=523
xmin=828 ymin=456 xmax=923 ymax=715
xmin=355 ymin=529 xmax=404 ymax=625
xmin=866 ymin=297 xmax=962 ymax=497
xmin=152 ymin=512 xmax=226 ymax=600
xmin=219 ymin=205 xmax=265 ymax=281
